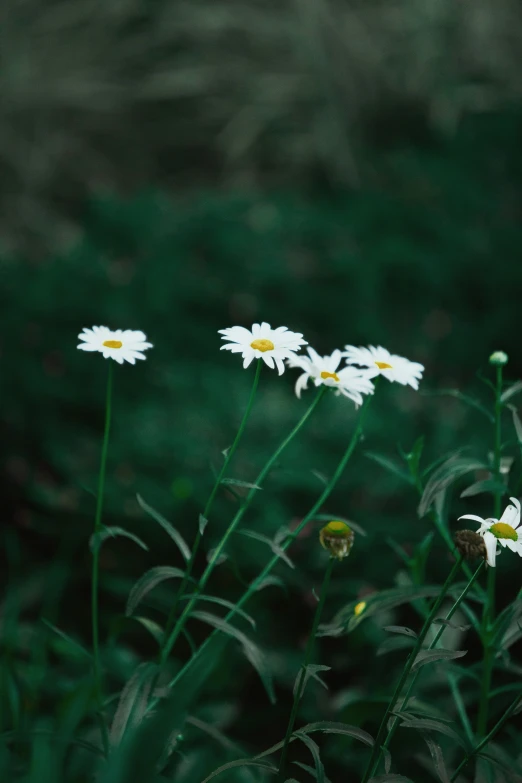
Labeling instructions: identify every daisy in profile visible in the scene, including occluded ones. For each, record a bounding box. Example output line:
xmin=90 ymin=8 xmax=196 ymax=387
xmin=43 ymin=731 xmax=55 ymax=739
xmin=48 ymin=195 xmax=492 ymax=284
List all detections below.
xmin=342 ymin=345 xmax=424 ymax=390
xmin=287 ymin=347 xmax=374 ymax=405
xmin=77 ymin=326 xmax=153 ymax=365
xmin=459 ymin=497 xmax=522 ymax=567
xmin=218 ymin=322 xmax=307 ymax=375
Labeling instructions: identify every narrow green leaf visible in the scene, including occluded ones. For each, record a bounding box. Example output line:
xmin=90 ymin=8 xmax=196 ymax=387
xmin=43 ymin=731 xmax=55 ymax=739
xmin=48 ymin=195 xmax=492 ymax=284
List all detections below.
xmin=182 ymin=592 xmax=256 ymax=629
xmin=131 ymin=617 xmax=164 ymax=646
xmin=136 ymin=494 xmax=190 ymax=561
xmin=252 ymin=575 xmax=286 ymax=592
xmin=41 ymin=619 xmax=91 ymax=660
xmin=294 ymin=732 xmax=325 ymax=783
xmin=298 ymin=721 xmax=375 ymax=748
xmin=422 ymin=733 xmax=451 ymax=783
xmin=237 ymin=529 xmax=295 ymax=569
xmin=396 ymin=714 xmax=468 ymax=748
xmin=199 ymin=514 xmax=208 ymax=535
xmin=460 ymin=479 xmax=507 ymax=498
xmin=501 ymin=381 xmax=522 ymax=404
xmin=368 ymin=775 xmax=415 ymax=783
xmin=383 ymin=626 xmax=417 ymax=638
xmin=126 ymin=566 xmax=187 ymax=616
xmin=365 ymin=452 xmax=413 ymax=485
xmin=220 ymin=478 xmax=262 ymax=490
xmin=292 ymin=665 xmax=331 ymax=697
xmin=421 ymin=389 xmax=494 ymax=421
xmin=190 ymin=611 xmax=275 ymax=703
xmin=90 ymin=526 xmax=148 ymax=553
xmin=110 ymin=663 xmax=159 ymax=746
xmin=405 ymin=436 xmax=425 ymax=479
xmin=200 ymin=759 xmax=277 ymax=783
xmin=418 ymin=456 xmax=487 ymax=517
xmin=433 ymin=618 xmax=471 ymax=631
xmin=376 ymin=636 xmax=415 ymax=657
xmin=412 ymin=649 xmax=467 ymax=671
xmin=508 ymin=404 xmax=522 ymax=444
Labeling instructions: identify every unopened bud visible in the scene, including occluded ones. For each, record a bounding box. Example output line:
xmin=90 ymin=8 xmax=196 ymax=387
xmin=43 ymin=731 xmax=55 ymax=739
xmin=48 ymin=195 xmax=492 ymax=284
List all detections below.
xmin=319 ymin=520 xmax=354 ymax=560
xmin=454 ymin=529 xmax=486 ymax=561
xmin=489 ymin=351 xmax=508 ymax=366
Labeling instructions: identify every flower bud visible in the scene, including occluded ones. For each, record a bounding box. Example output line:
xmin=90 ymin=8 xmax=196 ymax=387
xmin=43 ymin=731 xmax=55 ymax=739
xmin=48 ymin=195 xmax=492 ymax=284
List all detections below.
xmin=489 ymin=351 xmax=508 ymax=366
xmin=319 ymin=520 xmax=354 ymax=560
xmin=454 ymin=529 xmax=486 ymax=561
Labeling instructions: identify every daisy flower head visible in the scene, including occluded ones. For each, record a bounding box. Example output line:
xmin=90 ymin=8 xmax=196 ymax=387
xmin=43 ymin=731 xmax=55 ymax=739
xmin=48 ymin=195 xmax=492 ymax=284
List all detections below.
xmin=342 ymin=345 xmax=424 ymax=390
xmin=459 ymin=497 xmax=522 ymax=567
xmin=287 ymin=347 xmax=374 ymax=405
xmin=77 ymin=326 xmax=153 ymax=365
xmin=218 ymin=322 xmax=307 ymax=375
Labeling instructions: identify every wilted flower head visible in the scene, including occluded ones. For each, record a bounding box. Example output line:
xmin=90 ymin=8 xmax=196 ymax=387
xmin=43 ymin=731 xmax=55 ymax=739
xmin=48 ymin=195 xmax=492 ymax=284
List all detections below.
xmin=342 ymin=345 xmax=424 ymax=390
xmin=218 ymin=322 xmax=307 ymax=375
xmin=454 ymin=529 xmax=487 ymax=561
xmin=319 ymin=520 xmax=354 ymax=560
xmin=77 ymin=327 xmax=153 ymax=365
xmin=287 ymin=347 xmax=374 ymax=404
xmin=489 ymin=351 xmax=508 ymax=366
xmin=459 ymin=497 xmax=522 ymax=567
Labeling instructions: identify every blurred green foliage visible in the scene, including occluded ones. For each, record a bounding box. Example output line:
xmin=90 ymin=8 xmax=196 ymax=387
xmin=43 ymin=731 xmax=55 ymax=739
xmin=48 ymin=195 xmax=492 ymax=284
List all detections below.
xmin=2 ymin=107 xmax=522 ymax=781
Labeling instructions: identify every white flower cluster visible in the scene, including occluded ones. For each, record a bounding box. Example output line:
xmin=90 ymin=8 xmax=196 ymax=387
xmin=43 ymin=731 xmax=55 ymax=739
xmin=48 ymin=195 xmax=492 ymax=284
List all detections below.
xmin=219 ymin=322 xmax=424 ymax=405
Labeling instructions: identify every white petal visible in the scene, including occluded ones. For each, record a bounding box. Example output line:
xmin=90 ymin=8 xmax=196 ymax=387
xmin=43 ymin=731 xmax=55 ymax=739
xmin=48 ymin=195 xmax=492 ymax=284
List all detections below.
xmin=262 ymin=354 xmax=275 ymax=370
xmin=500 ymin=503 xmax=519 ymax=528
xmin=458 ymin=514 xmax=486 ymax=524
xmin=243 ymin=354 xmax=255 ymax=370
xmin=77 ymin=343 xmax=100 ymax=352
xmin=274 ymin=357 xmax=285 ymax=376
xmin=295 ymin=373 xmax=309 ymax=399
xmin=484 ymin=532 xmax=498 ymax=567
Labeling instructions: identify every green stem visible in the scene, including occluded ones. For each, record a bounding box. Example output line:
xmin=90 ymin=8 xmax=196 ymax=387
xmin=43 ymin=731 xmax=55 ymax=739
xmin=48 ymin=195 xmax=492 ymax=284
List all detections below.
xmin=477 ymin=363 xmax=503 ymax=739
xmin=377 ymin=560 xmax=484 ymax=762
xmin=451 ymin=692 xmax=522 ymax=782
xmin=159 ymin=386 xmax=327 ymax=666
xmin=91 ymin=362 xmax=113 ymax=756
xmin=162 ymin=360 xmax=262 ymax=648
xmin=278 ymin=557 xmax=335 ymax=780
xmin=154 ymin=392 xmax=373 ymax=707
xmin=362 ymin=555 xmax=464 ymax=783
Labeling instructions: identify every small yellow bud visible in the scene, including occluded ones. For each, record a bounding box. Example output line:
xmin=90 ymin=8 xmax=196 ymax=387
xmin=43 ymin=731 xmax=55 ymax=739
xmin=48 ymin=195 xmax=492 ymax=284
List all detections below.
xmin=319 ymin=520 xmax=354 ymax=560
xmin=354 ymin=601 xmax=366 ymax=616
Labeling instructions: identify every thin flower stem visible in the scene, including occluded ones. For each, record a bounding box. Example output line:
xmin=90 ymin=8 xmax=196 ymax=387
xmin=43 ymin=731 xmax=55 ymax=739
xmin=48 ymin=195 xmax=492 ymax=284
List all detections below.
xmin=376 ymin=559 xmax=484 ymax=763
xmin=451 ymin=692 xmax=522 ymax=781
xmin=361 ymin=555 xmax=464 ymax=783
xmin=278 ymin=557 xmax=335 ymax=781
xmin=477 ymin=364 xmax=503 ymax=739
xmin=153 ymin=392 xmax=373 ymax=707
xmin=91 ymin=361 xmax=113 ymax=757
xmin=159 ymin=386 xmax=328 ymax=666
xmin=162 ymin=360 xmax=262 ymax=649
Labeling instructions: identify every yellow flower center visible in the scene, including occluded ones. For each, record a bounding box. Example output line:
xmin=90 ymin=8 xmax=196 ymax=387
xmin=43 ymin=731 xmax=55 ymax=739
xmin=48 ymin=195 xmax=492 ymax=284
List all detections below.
xmin=354 ymin=601 xmax=366 ymax=616
xmin=250 ymin=338 xmax=274 ymax=352
xmin=321 ymin=370 xmax=340 ymax=382
xmin=103 ymin=340 xmax=123 ymax=349
xmin=375 ymin=361 xmax=393 ymax=370
xmin=324 ymin=520 xmax=350 ymax=535
xmin=489 ymin=522 xmax=518 ymax=541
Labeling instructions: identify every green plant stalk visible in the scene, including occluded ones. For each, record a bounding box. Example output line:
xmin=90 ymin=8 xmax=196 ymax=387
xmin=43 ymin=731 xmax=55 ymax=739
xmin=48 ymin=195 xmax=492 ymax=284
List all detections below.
xmin=91 ymin=361 xmax=113 ymax=757
xmin=477 ymin=363 xmax=503 ymax=738
xmin=278 ymin=556 xmax=335 ymax=780
xmin=162 ymin=360 xmax=262 ymax=648
xmin=362 ymin=555 xmax=464 ymax=783
xmin=159 ymin=385 xmax=328 ymax=666
xmin=378 ymin=559 xmax=484 ymax=760
xmin=451 ymin=692 xmax=522 ymax=781
xmin=154 ymin=392 xmax=373 ymax=706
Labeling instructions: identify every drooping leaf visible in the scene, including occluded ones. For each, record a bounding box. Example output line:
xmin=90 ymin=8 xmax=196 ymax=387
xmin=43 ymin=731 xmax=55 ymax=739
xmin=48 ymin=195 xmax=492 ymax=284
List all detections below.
xmin=126 ymin=566 xmax=187 ymax=616
xmin=41 ymin=619 xmax=91 ymax=660
xmin=433 ymin=618 xmax=471 ymax=632
xmin=190 ymin=611 xmax=275 ymax=703
xmin=90 ymin=526 xmax=149 ymax=553
xmin=508 ymin=404 xmax=522 ymax=445
xmin=298 ymin=721 xmax=375 ymax=748
xmin=110 ymin=663 xmax=159 ymax=746
xmin=383 ymin=626 xmax=417 ymax=639
xmin=237 ymin=528 xmax=294 ymax=569
xmin=368 ymin=776 xmax=415 ymax=783
xmin=365 ymin=452 xmax=413 ymax=485
xmin=136 ymin=494 xmax=190 ymax=561
xmin=420 ymin=389 xmax=494 ymax=421
xmin=292 ymin=762 xmax=332 ymax=783
xmin=252 ymin=575 xmax=287 ymax=592
xmin=220 ymin=478 xmax=262 ymax=490
xmin=501 ymin=381 xmax=522 ymax=404
xmin=198 ymin=514 xmax=208 ymax=535
xmin=292 ymin=665 xmax=331 ymax=697
xmin=460 ymin=479 xmax=507 ymax=498
xmin=395 ymin=714 xmax=468 ymax=748
xmin=200 ymin=759 xmax=277 ymax=783
xmin=418 ymin=456 xmax=487 ymax=517
xmin=412 ymin=649 xmax=467 ymax=671
xmin=182 ymin=592 xmax=257 ymax=628
xmin=131 ymin=617 xmax=164 ymax=646
xmin=422 ymin=733 xmax=451 ymax=783
xmin=376 ymin=636 xmax=416 ymax=657
xmin=293 ymin=732 xmax=325 ymax=783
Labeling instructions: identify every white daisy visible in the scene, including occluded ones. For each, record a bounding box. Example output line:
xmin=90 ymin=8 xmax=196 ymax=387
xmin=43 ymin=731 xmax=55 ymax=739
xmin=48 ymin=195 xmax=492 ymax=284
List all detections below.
xmin=342 ymin=345 xmax=424 ymax=390
xmin=287 ymin=347 xmax=374 ymax=405
xmin=77 ymin=326 xmax=153 ymax=365
xmin=218 ymin=322 xmax=307 ymax=375
xmin=459 ymin=497 xmax=522 ymax=567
